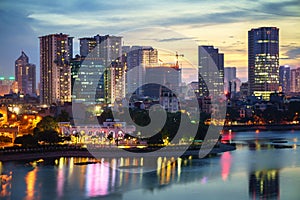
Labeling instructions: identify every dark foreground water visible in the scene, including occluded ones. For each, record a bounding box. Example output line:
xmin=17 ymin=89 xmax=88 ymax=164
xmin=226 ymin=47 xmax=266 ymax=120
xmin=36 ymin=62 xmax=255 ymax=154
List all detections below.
xmin=1 ymin=130 xmax=300 ymax=200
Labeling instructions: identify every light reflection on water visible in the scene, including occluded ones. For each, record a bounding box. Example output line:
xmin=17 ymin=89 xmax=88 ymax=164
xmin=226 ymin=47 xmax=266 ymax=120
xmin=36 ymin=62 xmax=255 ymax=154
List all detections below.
xmin=0 ymin=130 xmax=300 ymax=200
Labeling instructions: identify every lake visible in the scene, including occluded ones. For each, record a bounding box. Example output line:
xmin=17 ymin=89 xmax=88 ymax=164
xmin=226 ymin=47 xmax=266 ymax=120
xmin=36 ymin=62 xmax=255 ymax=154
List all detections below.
xmin=1 ymin=130 xmax=300 ymax=200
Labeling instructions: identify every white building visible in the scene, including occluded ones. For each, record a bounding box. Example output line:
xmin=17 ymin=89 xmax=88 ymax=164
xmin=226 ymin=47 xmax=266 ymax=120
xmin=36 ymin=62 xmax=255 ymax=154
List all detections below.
xmin=160 ymin=89 xmax=179 ymax=113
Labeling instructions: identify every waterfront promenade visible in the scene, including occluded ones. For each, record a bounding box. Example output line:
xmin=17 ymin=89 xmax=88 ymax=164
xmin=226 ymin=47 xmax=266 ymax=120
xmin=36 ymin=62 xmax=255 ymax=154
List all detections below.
xmin=0 ymin=143 xmax=236 ymax=161
xmin=223 ymin=124 xmax=300 ymax=132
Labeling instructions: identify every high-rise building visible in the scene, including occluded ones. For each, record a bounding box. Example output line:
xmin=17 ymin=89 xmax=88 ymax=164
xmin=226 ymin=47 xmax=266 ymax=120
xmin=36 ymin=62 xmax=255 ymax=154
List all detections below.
xmin=15 ymin=51 xmax=36 ymax=95
xmin=290 ymin=67 xmax=300 ymax=93
xmin=79 ymin=34 xmax=122 ymax=66
xmin=108 ymin=61 xmax=125 ymax=103
xmin=144 ymin=65 xmax=181 ymax=98
xmin=240 ymin=82 xmax=249 ymax=98
xmin=198 ymin=45 xmax=224 ymax=97
xmin=248 ymin=27 xmax=279 ymax=100
xmin=79 ymin=37 xmax=97 ymax=57
xmin=39 ymin=33 xmax=73 ymax=105
xmin=123 ymin=46 xmax=158 ymax=96
xmin=73 ymin=35 xmax=123 ymax=104
xmin=224 ymin=67 xmax=236 ymax=93
xmin=224 ymin=67 xmax=236 ymax=82
xmin=0 ymin=77 xmax=17 ymax=96
xmin=279 ymin=65 xmax=290 ymax=93
xmin=70 ymin=55 xmax=84 ymax=93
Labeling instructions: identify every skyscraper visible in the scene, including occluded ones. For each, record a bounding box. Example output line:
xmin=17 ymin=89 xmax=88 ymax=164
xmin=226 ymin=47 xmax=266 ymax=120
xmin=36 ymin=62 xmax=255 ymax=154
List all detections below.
xmin=144 ymin=65 xmax=181 ymax=98
xmin=73 ymin=35 xmax=123 ymax=104
xmin=290 ymin=67 xmax=300 ymax=93
xmin=248 ymin=27 xmax=279 ymax=100
xmin=123 ymin=46 xmax=158 ymax=96
xmin=39 ymin=33 xmax=73 ymax=105
xmin=198 ymin=45 xmax=224 ymax=97
xmin=15 ymin=51 xmax=36 ymax=95
xmin=108 ymin=61 xmax=125 ymax=103
xmin=279 ymin=65 xmax=290 ymax=93
xmin=79 ymin=34 xmax=122 ymax=66
xmin=224 ymin=67 xmax=236 ymax=82
xmin=224 ymin=67 xmax=236 ymax=93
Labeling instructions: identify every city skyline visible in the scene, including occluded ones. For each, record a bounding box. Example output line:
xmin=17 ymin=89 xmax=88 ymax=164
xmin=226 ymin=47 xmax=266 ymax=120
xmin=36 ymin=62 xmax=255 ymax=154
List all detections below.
xmin=0 ymin=0 xmax=299 ymax=82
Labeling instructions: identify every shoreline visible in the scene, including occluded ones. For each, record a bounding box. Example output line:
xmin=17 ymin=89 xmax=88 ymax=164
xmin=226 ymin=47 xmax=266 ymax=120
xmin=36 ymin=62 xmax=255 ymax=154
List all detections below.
xmin=0 ymin=143 xmax=236 ymax=162
xmin=223 ymin=124 xmax=300 ymax=132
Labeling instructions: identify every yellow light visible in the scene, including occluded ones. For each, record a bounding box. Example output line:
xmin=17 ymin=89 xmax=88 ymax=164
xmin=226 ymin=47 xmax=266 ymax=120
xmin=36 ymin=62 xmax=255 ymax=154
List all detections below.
xmin=13 ymin=107 xmax=20 ymax=114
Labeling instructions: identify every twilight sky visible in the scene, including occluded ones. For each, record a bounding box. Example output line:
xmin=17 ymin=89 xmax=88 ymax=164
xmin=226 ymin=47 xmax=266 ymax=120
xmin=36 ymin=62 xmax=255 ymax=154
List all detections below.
xmin=0 ymin=0 xmax=299 ymax=82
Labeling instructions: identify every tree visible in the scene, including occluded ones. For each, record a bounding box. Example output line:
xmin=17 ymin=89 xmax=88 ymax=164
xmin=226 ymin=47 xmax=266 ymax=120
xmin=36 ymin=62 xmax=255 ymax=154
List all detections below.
xmin=34 ymin=130 xmax=61 ymax=144
xmin=33 ymin=116 xmax=61 ymax=144
xmin=262 ymin=106 xmax=282 ymax=124
xmin=288 ymin=102 xmax=300 ymax=121
xmin=56 ymin=110 xmax=70 ymax=122
xmin=226 ymin=107 xmax=240 ymax=121
xmin=14 ymin=134 xmax=38 ymax=147
xmin=35 ymin=116 xmax=59 ymax=132
xmin=130 ymin=109 xmax=150 ymax=126
xmin=97 ymin=108 xmax=114 ymax=124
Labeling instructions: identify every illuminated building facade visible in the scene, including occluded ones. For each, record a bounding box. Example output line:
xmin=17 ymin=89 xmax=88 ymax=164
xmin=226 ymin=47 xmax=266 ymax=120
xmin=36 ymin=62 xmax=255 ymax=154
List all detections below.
xmin=198 ymin=45 xmax=224 ymax=97
xmin=248 ymin=27 xmax=279 ymax=100
xmin=79 ymin=34 xmax=122 ymax=66
xmin=39 ymin=33 xmax=73 ymax=105
xmin=0 ymin=77 xmax=16 ymax=96
xmin=70 ymin=55 xmax=84 ymax=93
xmin=15 ymin=51 xmax=36 ymax=95
xmin=290 ymin=67 xmax=300 ymax=93
xmin=73 ymin=35 xmax=122 ymax=104
xmin=279 ymin=65 xmax=290 ymax=93
xmin=109 ymin=61 xmax=125 ymax=103
xmin=123 ymin=46 xmax=158 ymax=96
xmin=79 ymin=37 xmax=97 ymax=57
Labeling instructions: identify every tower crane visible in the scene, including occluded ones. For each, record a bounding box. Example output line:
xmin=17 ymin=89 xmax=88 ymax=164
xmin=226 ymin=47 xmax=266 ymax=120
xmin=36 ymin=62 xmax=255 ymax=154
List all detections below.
xmin=159 ymin=51 xmax=184 ymax=70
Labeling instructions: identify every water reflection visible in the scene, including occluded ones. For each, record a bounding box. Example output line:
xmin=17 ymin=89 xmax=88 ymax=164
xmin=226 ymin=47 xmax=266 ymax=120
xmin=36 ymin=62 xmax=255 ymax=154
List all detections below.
xmin=0 ymin=130 xmax=300 ymax=199
xmin=220 ymin=151 xmax=232 ymax=181
xmin=0 ymin=161 xmax=12 ymax=198
xmin=249 ymin=169 xmax=279 ymax=200
xmin=0 ymin=156 xmax=196 ymax=199
xmin=24 ymin=168 xmax=38 ymax=200
xmin=0 ymin=154 xmax=298 ymax=199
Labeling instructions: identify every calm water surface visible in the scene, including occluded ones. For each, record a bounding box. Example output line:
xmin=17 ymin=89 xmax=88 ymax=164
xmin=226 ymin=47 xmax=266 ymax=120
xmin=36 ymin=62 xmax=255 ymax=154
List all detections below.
xmin=1 ymin=130 xmax=300 ymax=200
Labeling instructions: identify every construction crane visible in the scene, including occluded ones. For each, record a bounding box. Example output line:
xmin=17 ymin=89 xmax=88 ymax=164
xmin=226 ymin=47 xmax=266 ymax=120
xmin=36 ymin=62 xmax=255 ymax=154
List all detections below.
xmin=159 ymin=51 xmax=184 ymax=70
xmin=175 ymin=51 xmax=184 ymax=69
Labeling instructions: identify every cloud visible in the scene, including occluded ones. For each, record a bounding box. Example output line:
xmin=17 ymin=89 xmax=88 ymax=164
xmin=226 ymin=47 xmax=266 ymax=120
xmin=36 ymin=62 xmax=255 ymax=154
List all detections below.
xmin=157 ymin=37 xmax=196 ymax=42
xmin=259 ymin=0 xmax=300 ymax=17
xmin=0 ymin=0 xmax=299 ymax=78
xmin=0 ymin=6 xmax=38 ymax=76
xmin=285 ymin=47 xmax=300 ymax=59
xmin=153 ymin=0 xmax=300 ymax=27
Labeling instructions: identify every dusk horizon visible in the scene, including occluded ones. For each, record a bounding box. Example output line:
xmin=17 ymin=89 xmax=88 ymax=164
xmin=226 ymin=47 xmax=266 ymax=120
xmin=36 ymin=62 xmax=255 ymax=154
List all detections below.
xmin=1 ymin=0 xmax=300 ymax=82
